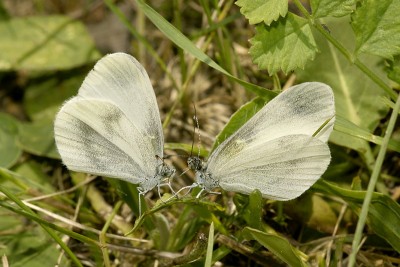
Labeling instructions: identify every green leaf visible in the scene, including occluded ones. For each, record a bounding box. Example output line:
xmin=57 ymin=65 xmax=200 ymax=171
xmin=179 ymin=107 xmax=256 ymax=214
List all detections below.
xmin=12 ymin=160 xmax=56 ymax=194
xmin=352 ymin=0 xmax=400 ymax=59
xmin=235 ymin=0 xmax=287 ymax=25
xmin=242 ymin=190 xmax=263 ymax=230
xmin=204 ymin=222 xmax=214 ymax=267
xmin=17 ymin=120 xmax=59 ymax=159
xmin=0 ymin=113 xmax=21 ymax=168
xmin=296 ymin=17 xmax=389 ymax=152
xmin=387 ymin=55 xmax=400 ymax=84
xmin=0 ymin=15 xmax=100 ymax=71
xmin=0 ymin=1 xmax=10 ymax=21
xmin=165 ymin=142 xmax=209 ymax=158
xmin=311 ymin=0 xmax=355 ymax=18
xmin=1 ymin=160 xmax=56 ymax=196
xmin=242 ymin=227 xmax=308 ymax=267
xmin=24 ymin=75 xmax=82 ymax=121
xmin=107 ymin=179 xmax=164 ymax=235
xmin=0 ymin=184 xmax=83 ymax=266
xmin=249 ymin=13 xmax=318 ymax=75
xmin=284 ymin=194 xmax=339 ymax=234
xmin=334 ymin=115 xmax=400 ymax=153
xmin=315 ymin=180 xmax=400 ymax=253
xmin=0 ymin=221 xmax=70 ymax=267
xmin=152 ymin=213 xmax=171 ymax=250
xmin=167 ymin=205 xmax=204 ymax=251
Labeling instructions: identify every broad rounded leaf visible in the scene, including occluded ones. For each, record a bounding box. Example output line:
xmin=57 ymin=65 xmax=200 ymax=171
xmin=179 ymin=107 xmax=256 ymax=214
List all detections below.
xmin=0 ymin=113 xmax=21 ymax=168
xmin=0 ymin=15 xmax=100 ymax=71
xmin=18 ymin=120 xmax=59 ymax=159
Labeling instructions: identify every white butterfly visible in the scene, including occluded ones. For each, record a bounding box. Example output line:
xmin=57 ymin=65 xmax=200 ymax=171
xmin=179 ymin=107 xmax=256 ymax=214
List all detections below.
xmin=54 ymin=53 xmax=175 ymax=215
xmin=186 ymin=82 xmax=335 ymax=200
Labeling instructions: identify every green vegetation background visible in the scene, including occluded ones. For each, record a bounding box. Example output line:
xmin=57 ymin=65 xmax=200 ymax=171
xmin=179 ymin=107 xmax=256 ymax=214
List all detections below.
xmin=0 ymin=0 xmax=399 ymax=266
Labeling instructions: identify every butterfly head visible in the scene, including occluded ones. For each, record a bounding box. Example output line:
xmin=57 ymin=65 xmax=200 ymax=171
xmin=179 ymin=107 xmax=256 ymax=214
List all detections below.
xmin=157 ymin=162 xmax=176 ymax=178
xmin=195 ymin=170 xmax=218 ymax=191
xmin=187 ymin=156 xmax=204 ymax=171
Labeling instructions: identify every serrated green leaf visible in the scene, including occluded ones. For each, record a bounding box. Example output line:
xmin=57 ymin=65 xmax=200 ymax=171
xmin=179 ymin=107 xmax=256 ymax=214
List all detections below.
xmin=314 ymin=180 xmax=400 ymax=253
xmin=249 ymin=13 xmax=318 ymax=75
xmin=0 ymin=15 xmax=100 ymax=71
xmin=311 ymin=0 xmax=355 ymax=18
xmin=242 ymin=227 xmax=308 ymax=267
xmin=235 ymin=0 xmax=287 ymax=25
xmin=0 ymin=113 xmax=21 ymax=168
xmin=352 ymin=0 xmax=400 ymax=59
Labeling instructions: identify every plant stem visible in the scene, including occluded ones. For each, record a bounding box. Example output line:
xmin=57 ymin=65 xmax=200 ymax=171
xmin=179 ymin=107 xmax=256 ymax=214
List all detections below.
xmin=292 ymin=0 xmax=397 ymax=100
xmin=348 ymin=89 xmax=400 ymax=266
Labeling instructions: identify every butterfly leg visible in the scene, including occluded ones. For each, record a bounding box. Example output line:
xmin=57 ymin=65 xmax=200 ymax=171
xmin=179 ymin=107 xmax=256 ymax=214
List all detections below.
xmin=166 ymin=176 xmax=176 ymax=195
xmin=195 ymin=188 xmax=205 ymax=199
xmin=173 ymin=183 xmax=198 ymax=198
xmin=194 ymin=187 xmax=221 ymax=199
xmin=137 ymin=189 xmax=147 ymax=217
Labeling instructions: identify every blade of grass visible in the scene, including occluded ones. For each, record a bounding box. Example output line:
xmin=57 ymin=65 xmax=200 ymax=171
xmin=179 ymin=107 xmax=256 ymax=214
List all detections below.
xmin=100 ymin=200 xmax=123 ymax=267
xmin=334 ymin=116 xmax=400 ymax=152
xmin=204 ymin=222 xmax=214 ymax=267
xmin=348 ymin=92 xmax=400 ymax=266
xmin=0 ymin=185 xmax=84 ymax=267
xmin=104 ymin=0 xmax=181 ymax=112
xmin=135 ymin=0 xmax=274 ymax=98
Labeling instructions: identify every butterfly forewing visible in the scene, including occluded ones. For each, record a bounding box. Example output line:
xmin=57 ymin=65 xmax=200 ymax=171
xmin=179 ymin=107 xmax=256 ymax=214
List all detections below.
xmin=78 ymin=53 xmax=164 ymax=158
xmin=55 ymin=98 xmax=159 ymax=183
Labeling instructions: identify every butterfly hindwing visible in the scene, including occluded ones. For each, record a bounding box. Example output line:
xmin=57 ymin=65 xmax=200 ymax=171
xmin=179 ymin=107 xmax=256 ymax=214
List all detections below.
xmin=55 ymin=98 xmax=159 ymax=184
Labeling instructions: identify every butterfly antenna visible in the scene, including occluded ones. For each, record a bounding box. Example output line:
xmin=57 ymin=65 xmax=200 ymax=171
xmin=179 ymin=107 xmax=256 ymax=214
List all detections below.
xmin=189 ymin=104 xmax=196 ymax=158
xmin=192 ymin=102 xmax=201 ymax=158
